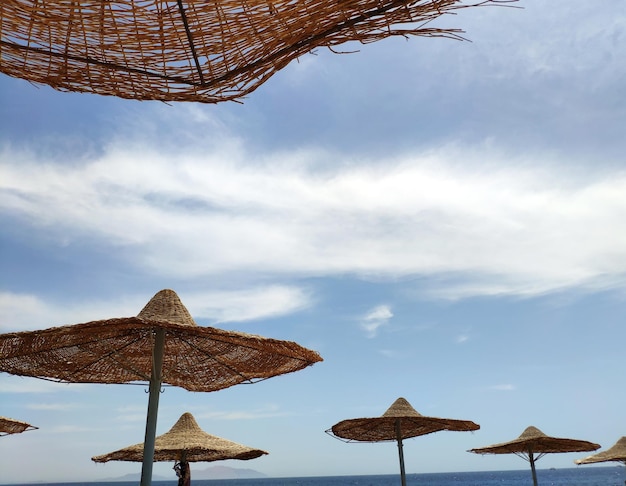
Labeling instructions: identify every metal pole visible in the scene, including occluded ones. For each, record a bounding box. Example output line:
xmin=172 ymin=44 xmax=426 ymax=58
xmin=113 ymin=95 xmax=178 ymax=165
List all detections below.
xmin=140 ymin=328 xmax=166 ymax=486
xmin=529 ymin=450 xmax=538 ymax=486
xmin=395 ymin=419 xmax=407 ymax=486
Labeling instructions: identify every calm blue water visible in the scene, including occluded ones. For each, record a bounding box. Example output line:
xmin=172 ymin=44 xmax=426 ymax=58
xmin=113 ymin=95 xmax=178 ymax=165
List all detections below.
xmin=8 ymin=467 xmax=625 ymax=486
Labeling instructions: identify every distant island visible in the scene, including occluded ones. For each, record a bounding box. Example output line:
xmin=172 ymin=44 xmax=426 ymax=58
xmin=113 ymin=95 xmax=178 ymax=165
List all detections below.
xmin=193 ymin=466 xmax=268 ymax=480
xmin=102 ymin=473 xmax=168 ymax=482
xmin=103 ymin=466 xmax=267 ymax=481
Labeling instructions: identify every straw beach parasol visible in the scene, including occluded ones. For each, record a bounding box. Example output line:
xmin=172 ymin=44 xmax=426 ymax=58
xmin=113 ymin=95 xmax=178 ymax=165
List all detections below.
xmin=93 ymin=412 xmax=267 ymax=484
xmin=469 ymin=426 xmax=601 ymax=486
xmin=0 ymin=416 xmax=38 ymax=437
xmin=326 ymin=397 xmax=479 ymax=486
xmin=0 ymin=289 xmax=322 ymax=486
xmin=575 ymin=436 xmax=626 ymax=484
xmin=576 ymin=436 xmax=626 ymax=466
xmin=0 ymin=0 xmax=517 ymax=103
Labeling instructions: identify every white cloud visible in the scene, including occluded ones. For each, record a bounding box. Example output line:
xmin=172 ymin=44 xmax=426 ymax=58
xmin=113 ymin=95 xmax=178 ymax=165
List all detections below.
xmin=187 ymin=286 xmax=312 ymax=323
xmin=377 ymin=349 xmax=403 ymax=359
xmin=489 ymin=384 xmax=516 ymax=391
xmin=360 ymin=305 xmax=393 ymax=338
xmin=195 ymin=404 xmax=287 ymax=420
xmin=0 ymin=285 xmax=311 ymax=332
xmin=0 ymin=291 xmax=142 ymax=332
xmin=2 ymin=103 xmax=626 ymax=301
xmin=0 ymin=376 xmax=88 ymax=394
xmin=26 ymin=402 xmax=81 ymax=411
xmin=45 ymin=425 xmax=102 ymax=434
xmin=456 ymin=334 xmax=469 ymax=344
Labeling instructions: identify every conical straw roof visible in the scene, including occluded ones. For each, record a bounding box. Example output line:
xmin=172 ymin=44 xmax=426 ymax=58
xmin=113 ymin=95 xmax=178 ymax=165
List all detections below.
xmin=0 ymin=0 xmax=517 ymax=103
xmin=0 ymin=289 xmax=322 ymax=392
xmin=469 ymin=426 xmax=600 ymax=455
xmin=93 ymin=412 xmax=268 ymax=463
xmin=576 ymin=437 xmax=626 ymax=465
xmin=329 ymin=397 xmax=479 ymax=442
xmin=0 ymin=416 xmax=38 ymax=436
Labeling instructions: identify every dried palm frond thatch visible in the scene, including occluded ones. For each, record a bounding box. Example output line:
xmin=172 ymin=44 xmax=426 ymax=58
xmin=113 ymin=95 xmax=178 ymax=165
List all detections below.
xmin=0 ymin=416 xmax=38 ymax=437
xmin=0 ymin=0 xmax=517 ymax=102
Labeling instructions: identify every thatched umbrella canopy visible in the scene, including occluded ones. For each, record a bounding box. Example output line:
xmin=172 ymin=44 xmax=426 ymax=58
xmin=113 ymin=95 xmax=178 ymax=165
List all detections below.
xmin=0 ymin=0 xmax=517 ymax=103
xmin=469 ymin=426 xmax=601 ymax=486
xmin=0 ymin=289 xmax=322 ymax=486
xmin=576 ymin=436 xmax=626 ymax=466
xmin=0 ymin=416 xmax=38 ymax=437
xmin=93 ymin=412 xmax=267 ymax=484
xmin=326 ymin=397 xmax=479 ymax=486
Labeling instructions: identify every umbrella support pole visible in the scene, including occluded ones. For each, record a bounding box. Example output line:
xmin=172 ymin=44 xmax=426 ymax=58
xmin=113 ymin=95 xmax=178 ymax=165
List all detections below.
xmin=395 ymin=420 xmax=407 ymax=486
xmin=529 ymin=451 xmax=538 ymax=486
xmin=140 ymin=328 xmax=166 ymax=486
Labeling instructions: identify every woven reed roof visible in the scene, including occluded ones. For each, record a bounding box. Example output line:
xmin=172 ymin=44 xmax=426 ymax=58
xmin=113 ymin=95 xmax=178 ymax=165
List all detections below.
xmin=328 ymin=397 xmax=479 ymax=442
xmin=576 ymin=437 xmax=626 ymax=465
xmin=469 ymin=426 xmax=601 ymax=456
xmin=0 ymin=289 xmax=322 ymax=392
xmin=0 ymin=0 xmax=517 ymax=103
xmin=0 ymin=416 xmax=38 ymax=436
xmin=93 ymin=412 xmax=268 ymax=463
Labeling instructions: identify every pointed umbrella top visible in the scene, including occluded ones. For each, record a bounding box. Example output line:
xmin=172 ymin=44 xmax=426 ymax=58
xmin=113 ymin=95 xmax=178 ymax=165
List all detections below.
xmin=137 ymin=289 xmax=197 ymax=327
xmin=0 ymin=416 xmax=38 ymax=437
xmin=576 ymin=437 xmax=626 ymax=465
xmin=382 ymin=397 xmax=424 ymax=419
xmin=93 ymin=412 xmax=268 ymax=463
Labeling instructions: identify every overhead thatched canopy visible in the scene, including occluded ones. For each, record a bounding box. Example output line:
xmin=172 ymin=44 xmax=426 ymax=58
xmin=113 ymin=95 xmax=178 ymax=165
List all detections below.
xmin=0 ymin=0 xmax=517 ymax=103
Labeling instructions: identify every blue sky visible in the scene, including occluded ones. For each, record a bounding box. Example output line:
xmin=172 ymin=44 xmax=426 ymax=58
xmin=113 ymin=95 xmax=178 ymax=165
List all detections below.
xmin=1 ymin=0 xmax=626 ymax=483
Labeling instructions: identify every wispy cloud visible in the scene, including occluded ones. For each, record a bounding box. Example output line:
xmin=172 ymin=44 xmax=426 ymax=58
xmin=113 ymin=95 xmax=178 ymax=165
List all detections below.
xmin=489 ymin=384 xmax=516 ymax=391
xmin=3 ymin=136 xmax=626 ymax=301
xmin=26 ymin=402 xmax=81 ymax=411
xmin=187 ymin=286 xmax=312 ymax=323
xmin=108 ymin=405 xmax=149 ymax=424
xmin=0 ymin=285 xmax=311 ymax=332
xmin=456 ymin=334 xmax=470 ymax=344
xmin=0 ymin=376 xmax=88 ymax=394
xmin=0 ymin=291 xmax=143 ymax=332
xmin=360 ymin=305 xmax=393 ymax=338
xmin=45 ymin=425 xmax=102 ymax=434
xmin=377 ymin=349 xmax=403 ymax=359
xmin=195 ymin=404 xmax=288 ymax=420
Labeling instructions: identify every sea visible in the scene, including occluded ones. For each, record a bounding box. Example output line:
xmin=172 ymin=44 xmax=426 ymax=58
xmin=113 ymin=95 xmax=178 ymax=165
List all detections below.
xmin=7 ymin=467 xmax=625 ymax=486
